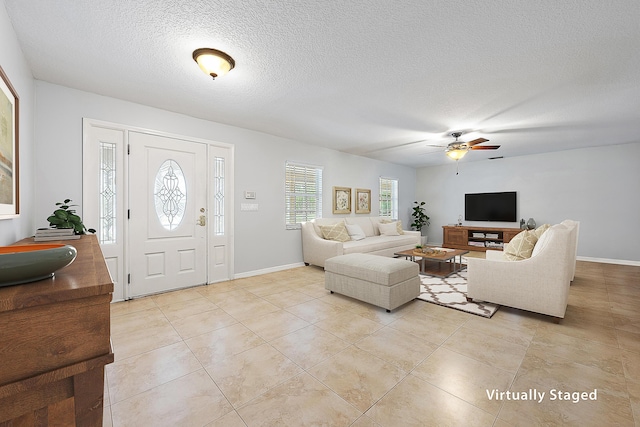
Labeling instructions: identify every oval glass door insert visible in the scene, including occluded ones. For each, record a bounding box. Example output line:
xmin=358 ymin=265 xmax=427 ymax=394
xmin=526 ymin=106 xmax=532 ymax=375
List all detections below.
xmin=154 ymin=159 xmax=187 ymax=230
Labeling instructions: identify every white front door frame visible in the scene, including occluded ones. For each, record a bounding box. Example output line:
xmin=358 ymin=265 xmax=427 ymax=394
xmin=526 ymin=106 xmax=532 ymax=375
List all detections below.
xmin=82 ymin=118 xmax=235 ymax=300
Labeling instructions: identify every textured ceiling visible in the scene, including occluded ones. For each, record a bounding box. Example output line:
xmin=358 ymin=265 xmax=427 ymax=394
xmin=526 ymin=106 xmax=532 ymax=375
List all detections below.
xmin=4 ymin=0 xmax=640 ymax=167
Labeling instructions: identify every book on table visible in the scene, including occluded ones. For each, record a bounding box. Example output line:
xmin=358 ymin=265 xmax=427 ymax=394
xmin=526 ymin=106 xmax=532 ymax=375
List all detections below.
xmin=34 ymin=228 xmax=80 ymax=241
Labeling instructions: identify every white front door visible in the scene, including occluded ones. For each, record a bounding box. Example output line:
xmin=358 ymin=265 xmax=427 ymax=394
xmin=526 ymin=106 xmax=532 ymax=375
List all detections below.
xmin=128 ymin=132 xmax=208 ymax=297
xmin=84 ymin=120 xmax=234 ymax=300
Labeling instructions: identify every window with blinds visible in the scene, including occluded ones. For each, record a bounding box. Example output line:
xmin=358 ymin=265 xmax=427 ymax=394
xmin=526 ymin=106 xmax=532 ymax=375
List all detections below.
xmin=379 ymin=177 xmax=398 ymax=219
xmin=285 ymin=162 xmax=323 ymax=229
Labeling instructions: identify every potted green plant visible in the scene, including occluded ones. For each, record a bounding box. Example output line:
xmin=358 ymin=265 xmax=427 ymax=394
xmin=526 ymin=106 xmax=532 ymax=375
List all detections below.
xmin=47 ymin=199 xmax=96 ymax=234
xmin=411 ymin=201 xmax=430 ymax=245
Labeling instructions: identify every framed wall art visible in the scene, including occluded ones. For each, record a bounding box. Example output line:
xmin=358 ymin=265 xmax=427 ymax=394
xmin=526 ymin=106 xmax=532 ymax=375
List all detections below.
xmin=332 ymin=186 xmax=351 ymax=214
xmin=0 ymin=65 xmax=19 ymax=219
xmin=355 ymin=188 xmax=371 ymax=214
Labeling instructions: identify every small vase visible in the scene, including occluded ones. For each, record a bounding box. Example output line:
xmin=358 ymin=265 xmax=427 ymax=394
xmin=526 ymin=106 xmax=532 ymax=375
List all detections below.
xmin=421 ymin=236 xmax=428 ymax=246
xmin=526 ymin=218 xmax=536 ymax=230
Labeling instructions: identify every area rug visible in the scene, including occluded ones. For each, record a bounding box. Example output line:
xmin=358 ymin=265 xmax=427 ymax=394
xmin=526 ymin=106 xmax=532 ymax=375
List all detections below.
xmin=417 ymin=270 xmax=500 ymax=318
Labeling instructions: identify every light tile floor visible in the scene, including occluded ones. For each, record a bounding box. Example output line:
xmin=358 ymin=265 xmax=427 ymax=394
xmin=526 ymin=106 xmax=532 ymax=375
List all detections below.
xmin=104 ymin=260 xmax=640 ymax=426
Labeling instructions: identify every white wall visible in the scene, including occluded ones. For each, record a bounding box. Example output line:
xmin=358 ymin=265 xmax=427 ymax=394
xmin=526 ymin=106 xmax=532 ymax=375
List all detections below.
xmin=415 ymin=143 xmax=640 ymax=263
xmin=33 ymin=81 xmax=416 ymax=274
xmin=0 ymin=0 xmax=35 ymax=245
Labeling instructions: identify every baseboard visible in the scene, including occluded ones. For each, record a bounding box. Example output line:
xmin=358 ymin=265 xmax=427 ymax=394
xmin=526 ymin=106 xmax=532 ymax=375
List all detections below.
xmin=234 ymin=262 xmax=307 ymax=279
xmin=577 ymin=256 xmax=640 ymax=266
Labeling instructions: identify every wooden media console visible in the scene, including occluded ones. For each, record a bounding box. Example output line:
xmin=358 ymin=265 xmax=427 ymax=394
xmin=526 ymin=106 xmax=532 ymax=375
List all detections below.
xmin=442 ymin=225 xmax=522 ymax=252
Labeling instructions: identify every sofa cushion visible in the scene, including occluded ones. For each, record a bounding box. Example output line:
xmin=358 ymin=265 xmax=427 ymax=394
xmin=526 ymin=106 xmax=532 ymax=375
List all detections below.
xmin=378 ymin=221 xmax=400 ymax=236
xmin=380 ymin=219 xmax=405 ymax=235
xmin=345 ymin=217 xmax=376 ymax=237
xmin=504 ymin=229 xmax=538 ymax=261
xmin=532 ymin=224 xmax=566 ymax=257
xmin=533 ymin=223 xmax=551 ymax=239
xmin=345 ymin=223 xmax=366 ymax=241
xmin=343 ymin=235 xmax=418 ymax=254
xmin=319 ymin=222 xmax=351 ymax=242
xmin=313 ymin=218 xmax=344 ymax=237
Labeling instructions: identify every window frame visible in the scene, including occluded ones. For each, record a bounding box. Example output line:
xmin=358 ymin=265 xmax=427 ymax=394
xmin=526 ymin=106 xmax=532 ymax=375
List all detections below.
xmin=285 ymin=161 xmax=323 ymax=229
xmin=379 ymin=177 xmax=398 ymax=219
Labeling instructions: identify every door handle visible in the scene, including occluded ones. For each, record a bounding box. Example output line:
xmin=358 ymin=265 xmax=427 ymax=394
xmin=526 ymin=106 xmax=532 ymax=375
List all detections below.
xmin=197 ymin=215 xmax=206 ymax=226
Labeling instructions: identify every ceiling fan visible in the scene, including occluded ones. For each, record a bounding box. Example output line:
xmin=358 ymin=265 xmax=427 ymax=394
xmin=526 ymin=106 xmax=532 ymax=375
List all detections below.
xmin=433 ymin=132 xmax=501 ymax=160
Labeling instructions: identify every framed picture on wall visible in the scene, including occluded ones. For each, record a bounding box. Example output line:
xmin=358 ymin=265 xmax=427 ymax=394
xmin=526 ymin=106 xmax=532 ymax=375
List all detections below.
xmin=0 ymin=65 xmax=19 ymax=219
xmin=332 ymin=186 xmax=351 ymax=214
xmin=355 ymin=188 xmax=371 ymax=214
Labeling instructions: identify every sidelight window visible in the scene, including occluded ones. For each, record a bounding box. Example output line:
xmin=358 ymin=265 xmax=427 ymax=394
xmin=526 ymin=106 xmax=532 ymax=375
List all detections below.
xmin=99 ymin=142 xmax=117 ymax=244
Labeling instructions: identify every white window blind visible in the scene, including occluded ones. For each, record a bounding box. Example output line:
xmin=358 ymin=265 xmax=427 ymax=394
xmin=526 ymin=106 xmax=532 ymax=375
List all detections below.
xmin=379 ymin=177 xmax=398 ymax=219
xmin=285 ymin=162 xmax=323 ymax=229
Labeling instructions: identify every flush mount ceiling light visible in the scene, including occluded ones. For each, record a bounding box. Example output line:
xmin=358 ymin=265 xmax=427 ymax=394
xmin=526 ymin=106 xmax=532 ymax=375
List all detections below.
xmin=192 ymin=48 xmax=235 ymax=80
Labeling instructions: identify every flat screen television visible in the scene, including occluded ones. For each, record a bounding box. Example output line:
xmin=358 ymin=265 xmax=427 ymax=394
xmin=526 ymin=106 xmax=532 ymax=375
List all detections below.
xmin=465 ymin=191 xmax=517 ymax=222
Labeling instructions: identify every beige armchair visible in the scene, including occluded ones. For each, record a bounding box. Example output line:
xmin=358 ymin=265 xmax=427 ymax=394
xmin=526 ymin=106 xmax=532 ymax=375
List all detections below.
xmin=466 ymin=224 xmax=573 ymax=320
xmin=561 ymin=220 xmax=580 ymax=281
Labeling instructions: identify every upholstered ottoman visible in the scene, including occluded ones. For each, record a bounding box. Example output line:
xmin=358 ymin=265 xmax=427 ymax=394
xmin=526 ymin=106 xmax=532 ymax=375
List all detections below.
xmin=324 ymin=253 xmax=420 ymax=312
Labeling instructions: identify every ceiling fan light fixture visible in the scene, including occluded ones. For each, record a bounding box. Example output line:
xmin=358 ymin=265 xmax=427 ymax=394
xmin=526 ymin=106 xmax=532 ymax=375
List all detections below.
xmin=446 ymin=147 xmax=468 ymax=160
xmin=193 ymin=48 xmax=235 ymax=79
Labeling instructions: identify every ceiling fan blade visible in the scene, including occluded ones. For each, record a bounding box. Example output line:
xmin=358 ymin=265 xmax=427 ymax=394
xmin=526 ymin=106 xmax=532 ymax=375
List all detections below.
xmin=470 ymin=145 xmax=500 ymax=150
xmin=466 ymin=138 xmax=489 ymax=147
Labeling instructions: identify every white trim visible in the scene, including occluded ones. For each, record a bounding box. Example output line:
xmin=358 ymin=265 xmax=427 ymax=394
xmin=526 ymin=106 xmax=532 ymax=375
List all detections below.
xmin=577 ymin=256 xmax=640 ymax=266
xmin=234 ymin=262 xmax=307 ymax=279
xmin=286 ymin=161 xmax=324 ymax=170
xmin=83 ymin=118 xmax=234 ymax=150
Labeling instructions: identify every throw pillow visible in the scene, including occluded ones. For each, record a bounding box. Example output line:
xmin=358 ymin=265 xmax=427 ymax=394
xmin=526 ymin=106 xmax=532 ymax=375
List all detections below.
xmin=503 ymin=229 xmax=538 ymax=261
xmin=378 ymin=221 xmax=400 ymax=236
xmin=345 ymin=223 xmax=366 ymax=241
xmin=380 ymin=219 xmax=404 ymax=235
xmin=533 ymin=223 xmax=551 ymax=239
xmin=532 ymin=224 xmax=561 ymax=257
xmin=319 ymin=222 xmax=351 ymax=242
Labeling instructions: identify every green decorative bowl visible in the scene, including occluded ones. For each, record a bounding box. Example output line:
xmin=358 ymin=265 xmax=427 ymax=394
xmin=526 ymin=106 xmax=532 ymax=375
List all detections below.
xmin=0 ymin=244 xmax=78 ymax=287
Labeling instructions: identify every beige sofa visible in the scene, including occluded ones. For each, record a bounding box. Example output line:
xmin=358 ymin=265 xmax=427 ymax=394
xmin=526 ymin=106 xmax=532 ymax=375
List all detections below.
xmin=301 ymin=217 xmax=420 ymax=268
xmin=467 ymin=222 xmax=577 ymax=320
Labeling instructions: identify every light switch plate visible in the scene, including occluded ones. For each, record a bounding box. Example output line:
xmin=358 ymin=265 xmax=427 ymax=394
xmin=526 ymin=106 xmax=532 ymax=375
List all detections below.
xmin=244 ymin=191 xmax=256 ymax=199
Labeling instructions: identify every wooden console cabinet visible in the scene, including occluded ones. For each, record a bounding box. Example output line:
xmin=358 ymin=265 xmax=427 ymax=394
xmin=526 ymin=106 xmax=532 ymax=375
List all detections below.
xmin=0 ymin=235 xmax=113 ymax=426
xmin=442 ymin=225 xmax=522 ymax=252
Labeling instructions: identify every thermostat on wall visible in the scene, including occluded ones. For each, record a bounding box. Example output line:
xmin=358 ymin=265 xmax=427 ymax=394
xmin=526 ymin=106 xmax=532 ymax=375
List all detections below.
xmin=244 ymin=191 xmax=256 ymax=199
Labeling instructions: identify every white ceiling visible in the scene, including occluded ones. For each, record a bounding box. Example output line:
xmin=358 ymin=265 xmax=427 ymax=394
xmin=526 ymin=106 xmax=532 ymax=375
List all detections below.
xmin=5 ymin=0 xmax=640 ymax=167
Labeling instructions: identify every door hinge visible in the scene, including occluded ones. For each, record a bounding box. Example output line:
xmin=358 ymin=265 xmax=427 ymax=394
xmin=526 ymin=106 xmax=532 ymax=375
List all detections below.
xmin=128 ymin=209 xmax=130 ymax=219
xmin=127 ymin=274 xmax=131 ymax=284
xmin=127 ymin=144 xmax=130 ymax=155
